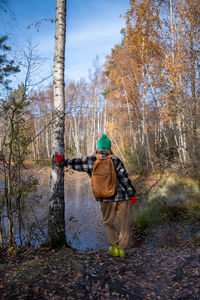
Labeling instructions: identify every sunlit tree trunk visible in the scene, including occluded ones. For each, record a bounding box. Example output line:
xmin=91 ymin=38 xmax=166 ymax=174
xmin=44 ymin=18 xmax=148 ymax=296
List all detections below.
xmin=122 ymin=78 xmax=134 ymax=144
xmin=91 ymin=93 xmax=96 ymax=152
xmin=32 ymin=141 xmax=36 ymax=160
xmin=189 ymin=19 xmax=199 ymax=162
xmin=141 ymin=38 xmax=154 ymax=170
xmin=48 ymin=0 xmax=67 ymax=248
xmin=103 ymin=97 xmax=107 ymax=132
xmin=34 ymin=119 xmax=39 ymax=158
xmin=74 ymin=114 xmax=81 ymax=156
xmin=45 ymin=115 xmax=51 ymax=158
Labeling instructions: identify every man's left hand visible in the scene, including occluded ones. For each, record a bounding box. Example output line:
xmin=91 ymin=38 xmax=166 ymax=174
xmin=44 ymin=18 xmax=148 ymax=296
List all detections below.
xmin=130 ymin=196 xmax=137 ymax=205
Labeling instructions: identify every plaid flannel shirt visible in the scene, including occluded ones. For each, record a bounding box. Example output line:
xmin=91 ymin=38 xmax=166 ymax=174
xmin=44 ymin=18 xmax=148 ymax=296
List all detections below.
xmin=62 ymin=153 xmax=136 ymax=202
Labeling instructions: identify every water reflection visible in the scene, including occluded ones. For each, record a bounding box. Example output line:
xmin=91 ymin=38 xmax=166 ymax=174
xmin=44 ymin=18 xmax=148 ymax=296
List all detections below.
xmin=65 ymin=171 xmax=109 ymax=250
xmin=0 ymin=167 xmax=109 ymax=250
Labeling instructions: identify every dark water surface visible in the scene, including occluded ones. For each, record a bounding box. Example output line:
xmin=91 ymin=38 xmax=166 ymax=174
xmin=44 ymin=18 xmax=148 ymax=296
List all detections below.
xmin=64 ymin=170 xmax=109 ymax=250
xmin=1 ymin=167 xmax=109 ymax=250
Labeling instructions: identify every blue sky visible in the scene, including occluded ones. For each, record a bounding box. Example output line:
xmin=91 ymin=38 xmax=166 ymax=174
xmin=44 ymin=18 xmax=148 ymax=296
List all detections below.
xmin=1 ymin=0 xmax=130 ymax=87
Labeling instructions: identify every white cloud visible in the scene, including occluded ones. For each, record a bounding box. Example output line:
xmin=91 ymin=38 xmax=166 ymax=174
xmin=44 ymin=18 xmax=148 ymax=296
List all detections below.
xmin=64 ymin=12 xmax=126 ymax=81
xmin=68 ymin=15 xmax=125 ymax=49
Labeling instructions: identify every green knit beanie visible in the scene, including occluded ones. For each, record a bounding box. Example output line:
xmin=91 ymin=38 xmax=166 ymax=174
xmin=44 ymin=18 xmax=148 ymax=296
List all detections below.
xmin=97 ymin=134 xmax=111 ymax=150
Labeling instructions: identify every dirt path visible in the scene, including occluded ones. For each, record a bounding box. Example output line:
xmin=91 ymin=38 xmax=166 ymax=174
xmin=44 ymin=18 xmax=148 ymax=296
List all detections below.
xmin=1 ymin=246 xmax=199 ymax=299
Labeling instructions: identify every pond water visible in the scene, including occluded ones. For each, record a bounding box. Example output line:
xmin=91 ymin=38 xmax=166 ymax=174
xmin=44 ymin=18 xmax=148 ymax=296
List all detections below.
xmin=64 ymin=170 xmax=109 ymax=250
xmin=0 ymin=166 xmax=109 ymax=250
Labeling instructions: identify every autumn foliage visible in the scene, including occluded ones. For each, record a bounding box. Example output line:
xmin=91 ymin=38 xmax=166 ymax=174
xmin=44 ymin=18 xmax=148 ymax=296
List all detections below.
xmin=103 ymin=0 xmax=200 ymax=174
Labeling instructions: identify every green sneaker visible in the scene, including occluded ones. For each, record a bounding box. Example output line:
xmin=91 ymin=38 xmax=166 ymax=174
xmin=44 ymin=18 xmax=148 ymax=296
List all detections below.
xmin=108 ymin=244 xmax=119 ymax=257
xmin=119 ymin=248 xmax=126 ymax=258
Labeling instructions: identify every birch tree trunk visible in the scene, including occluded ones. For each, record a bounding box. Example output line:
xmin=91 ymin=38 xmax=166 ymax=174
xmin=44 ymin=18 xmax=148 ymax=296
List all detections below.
xmin=48 ymin=0 xmax=67 ymax=248
xmin=45 ymin=115 xmax=51 ymax=158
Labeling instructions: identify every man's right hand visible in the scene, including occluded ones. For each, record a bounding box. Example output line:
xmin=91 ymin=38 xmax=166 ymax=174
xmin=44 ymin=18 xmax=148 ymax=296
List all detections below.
xmin=54 ymin=155 xmax=65 ymax=163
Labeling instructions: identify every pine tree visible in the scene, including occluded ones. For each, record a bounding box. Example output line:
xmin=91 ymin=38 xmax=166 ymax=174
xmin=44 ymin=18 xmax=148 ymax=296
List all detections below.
xmin=0 ymin=36 xmax=19 ymax=90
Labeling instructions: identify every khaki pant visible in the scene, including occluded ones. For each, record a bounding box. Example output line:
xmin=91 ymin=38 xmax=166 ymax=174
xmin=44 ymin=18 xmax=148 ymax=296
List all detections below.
xmin=100 ymin=200 xmax=130 ymax=250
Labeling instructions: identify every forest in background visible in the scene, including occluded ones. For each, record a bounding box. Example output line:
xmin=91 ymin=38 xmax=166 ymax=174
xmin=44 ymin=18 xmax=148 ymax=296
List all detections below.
xmin=0 ymin=0 xmax=199 ymax=176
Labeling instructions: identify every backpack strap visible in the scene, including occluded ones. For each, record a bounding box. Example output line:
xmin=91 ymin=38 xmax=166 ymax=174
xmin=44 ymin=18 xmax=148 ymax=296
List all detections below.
xmin=95 ymin=154 xmax=101 ymax=160
xmin=95 ymin=154 xmax=114 ymax=160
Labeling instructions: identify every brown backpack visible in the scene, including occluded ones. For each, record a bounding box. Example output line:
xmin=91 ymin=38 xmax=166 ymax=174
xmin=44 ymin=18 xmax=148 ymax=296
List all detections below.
xmin=91 ymin=154 xmax=118 ymax=198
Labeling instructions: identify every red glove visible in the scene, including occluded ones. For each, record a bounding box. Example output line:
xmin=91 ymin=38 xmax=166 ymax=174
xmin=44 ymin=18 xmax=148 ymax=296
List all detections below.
xmin=54 ymin=155 xmax=65 ymax=163
xmin=130 ymin=196 xmax=137 ymax=205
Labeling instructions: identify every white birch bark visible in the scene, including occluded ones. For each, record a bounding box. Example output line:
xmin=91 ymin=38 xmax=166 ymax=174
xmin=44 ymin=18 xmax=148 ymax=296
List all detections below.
xmin=32 ymin=142 xmax=36 ymax=160
xmin=45 ymin=115 xmax=51 ymax=158
xmin=122 ymin=78 xmax=135 ymax=144
xmin=34 ymin=118 xmax=39 ymax=158
xmin=169 ymin=0 xmax=187 ymax=165
xmin=74 ymin=115 xmax=80 ymax=156
xmin=141 ymin=37 xmax=154 ymax=170
xmin=103 ymin=97 xmax=107 ymax=133
xmin=92 ymin=92 xmax=96 ymax=152
xmin=48 ymin=0 xmax=66 ymax=248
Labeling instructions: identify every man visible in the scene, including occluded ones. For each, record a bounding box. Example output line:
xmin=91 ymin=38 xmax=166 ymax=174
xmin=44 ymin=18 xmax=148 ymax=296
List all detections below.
xmin=54 ymin=134 xmax=136 ymax=257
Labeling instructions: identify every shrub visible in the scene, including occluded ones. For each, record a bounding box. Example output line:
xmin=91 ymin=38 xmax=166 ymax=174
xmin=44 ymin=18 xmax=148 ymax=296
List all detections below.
xmin=125 ymin=142 xmax=149 ymax=175
xmin=133 ymin=173 xmax=200 ymax=232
